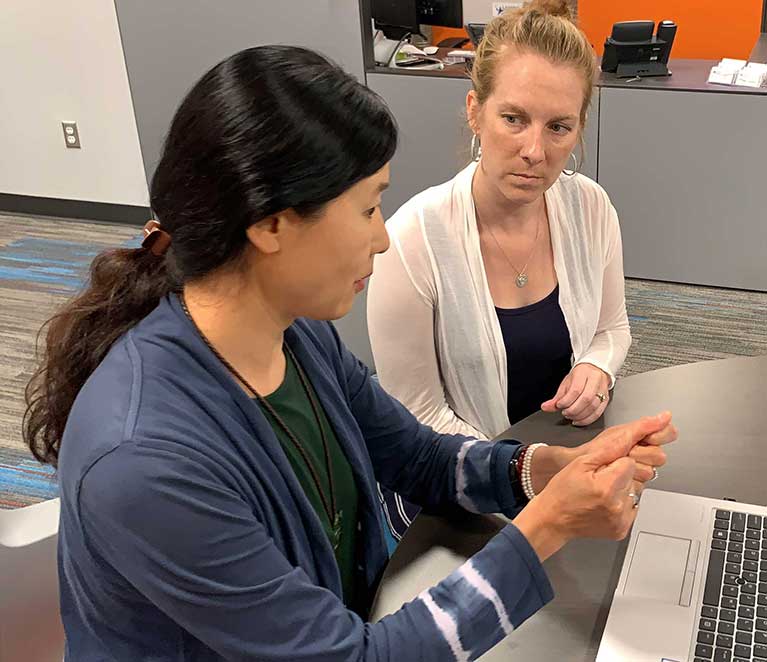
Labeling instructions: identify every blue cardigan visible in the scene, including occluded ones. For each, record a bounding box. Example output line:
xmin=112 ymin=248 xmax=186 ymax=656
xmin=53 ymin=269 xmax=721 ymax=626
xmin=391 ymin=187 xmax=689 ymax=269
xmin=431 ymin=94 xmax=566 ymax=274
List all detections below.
xmin=58 ymin=294 xmax=553 ymax=661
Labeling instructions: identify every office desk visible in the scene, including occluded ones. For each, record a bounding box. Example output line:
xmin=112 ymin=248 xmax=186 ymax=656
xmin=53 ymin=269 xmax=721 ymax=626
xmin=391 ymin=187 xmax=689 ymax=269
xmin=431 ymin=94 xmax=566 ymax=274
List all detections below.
xmin=372 ymin=54 xmax=767 ymax=96
xmin=371 ymin=356 xmax=767 ymax=661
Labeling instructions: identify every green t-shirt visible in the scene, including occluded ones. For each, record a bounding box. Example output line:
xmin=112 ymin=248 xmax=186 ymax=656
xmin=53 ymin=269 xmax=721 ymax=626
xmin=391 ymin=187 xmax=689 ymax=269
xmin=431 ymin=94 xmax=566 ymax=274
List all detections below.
xmin=259 ymin=350 xmax=359 ymax=605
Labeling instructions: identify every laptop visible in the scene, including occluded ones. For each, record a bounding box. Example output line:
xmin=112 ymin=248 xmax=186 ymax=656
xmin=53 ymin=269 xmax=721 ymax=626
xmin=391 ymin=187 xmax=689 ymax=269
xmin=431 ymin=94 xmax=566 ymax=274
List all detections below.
xmin=596 ymin=489 xmax=767 ymax=662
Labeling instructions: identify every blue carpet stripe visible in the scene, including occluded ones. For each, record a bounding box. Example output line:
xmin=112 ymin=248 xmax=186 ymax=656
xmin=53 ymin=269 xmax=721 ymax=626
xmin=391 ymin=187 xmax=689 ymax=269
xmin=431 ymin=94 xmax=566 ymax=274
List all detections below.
xmin=0 ymin=235 xmax=142 ymax=294
xmin=0 ymin=461 xmax=59 ymax=504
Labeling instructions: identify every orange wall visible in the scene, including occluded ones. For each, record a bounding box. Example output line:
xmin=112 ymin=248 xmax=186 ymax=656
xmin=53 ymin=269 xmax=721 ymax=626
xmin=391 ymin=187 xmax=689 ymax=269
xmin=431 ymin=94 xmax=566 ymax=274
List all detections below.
xmin=578 ymin=0 xmax=763 ymax=61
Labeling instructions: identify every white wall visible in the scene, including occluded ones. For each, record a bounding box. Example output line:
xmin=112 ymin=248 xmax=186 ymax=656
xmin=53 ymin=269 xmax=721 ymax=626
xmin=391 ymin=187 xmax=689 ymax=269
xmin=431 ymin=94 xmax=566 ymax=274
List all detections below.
xmin=0 ymin=0 xmax=149 ymax=206
xmin=464 ymin=0 xmax=524 ymax=24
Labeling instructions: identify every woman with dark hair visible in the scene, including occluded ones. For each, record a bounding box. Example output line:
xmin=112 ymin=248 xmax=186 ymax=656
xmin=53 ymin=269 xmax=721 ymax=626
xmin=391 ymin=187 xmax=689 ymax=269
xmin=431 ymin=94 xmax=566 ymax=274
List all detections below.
xmin=24 ymin=46 xmax=675 ymax=661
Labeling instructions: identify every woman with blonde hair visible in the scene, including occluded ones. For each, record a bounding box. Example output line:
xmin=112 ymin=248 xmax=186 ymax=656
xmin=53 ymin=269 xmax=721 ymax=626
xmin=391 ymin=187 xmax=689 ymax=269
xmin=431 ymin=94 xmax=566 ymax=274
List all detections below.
xmin=369 ymin=0 xmax=631 ymax=444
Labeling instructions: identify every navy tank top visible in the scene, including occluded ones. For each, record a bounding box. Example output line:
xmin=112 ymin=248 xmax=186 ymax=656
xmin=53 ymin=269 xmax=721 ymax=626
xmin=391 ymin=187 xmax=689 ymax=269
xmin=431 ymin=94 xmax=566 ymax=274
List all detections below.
xmin=496 ymin=285 xmax=573 ymax=425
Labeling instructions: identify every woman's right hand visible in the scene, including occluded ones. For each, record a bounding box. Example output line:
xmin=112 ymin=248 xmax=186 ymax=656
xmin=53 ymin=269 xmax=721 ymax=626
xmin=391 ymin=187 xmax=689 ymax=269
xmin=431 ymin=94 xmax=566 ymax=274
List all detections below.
xmin=513 ymin=415 xmax=676 ymax=561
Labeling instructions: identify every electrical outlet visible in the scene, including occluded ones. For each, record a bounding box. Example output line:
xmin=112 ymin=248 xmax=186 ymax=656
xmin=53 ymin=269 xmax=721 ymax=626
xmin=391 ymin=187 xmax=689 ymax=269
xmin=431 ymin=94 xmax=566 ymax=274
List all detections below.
xmin=492 ymin=1 xmax=523 ymax=16
xmin=61 ymin=121 xmax=81 ymax=149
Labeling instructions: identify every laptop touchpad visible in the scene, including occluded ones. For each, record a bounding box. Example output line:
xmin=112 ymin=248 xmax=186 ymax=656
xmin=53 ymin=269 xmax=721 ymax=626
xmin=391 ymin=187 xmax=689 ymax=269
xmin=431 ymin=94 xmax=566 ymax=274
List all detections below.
xmin=623 ymin=532 xmax=692 ymax=604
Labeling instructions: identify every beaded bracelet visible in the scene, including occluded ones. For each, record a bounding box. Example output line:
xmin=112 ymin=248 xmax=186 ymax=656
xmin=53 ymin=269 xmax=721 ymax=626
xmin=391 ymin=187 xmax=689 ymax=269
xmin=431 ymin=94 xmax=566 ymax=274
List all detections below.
xmin=521 ymin=443 xmax=549 ymax=500
xmin=516 ymin=445 xmax=530 ymax=479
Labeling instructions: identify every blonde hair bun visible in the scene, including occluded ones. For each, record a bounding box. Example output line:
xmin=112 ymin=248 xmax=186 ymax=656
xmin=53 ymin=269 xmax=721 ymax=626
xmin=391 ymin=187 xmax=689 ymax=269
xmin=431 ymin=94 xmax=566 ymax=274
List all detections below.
xmin=515 ymin=0 xmax=575 ymax=23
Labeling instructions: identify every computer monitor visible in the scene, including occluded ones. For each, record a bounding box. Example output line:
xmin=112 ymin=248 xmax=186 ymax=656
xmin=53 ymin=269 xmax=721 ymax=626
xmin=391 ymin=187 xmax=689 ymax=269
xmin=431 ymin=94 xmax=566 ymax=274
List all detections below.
xmin=372 ymin=0 xmax=420 ymax=39
xmin=417 ymin=0 xmax=463 ymax=28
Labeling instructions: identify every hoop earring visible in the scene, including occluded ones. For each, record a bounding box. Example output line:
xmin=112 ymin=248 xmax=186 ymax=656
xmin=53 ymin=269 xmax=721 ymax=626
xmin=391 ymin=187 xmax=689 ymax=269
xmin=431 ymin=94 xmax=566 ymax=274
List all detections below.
xmin=562 ymin=151 xmax=579 ymax=176
xmin=470 ymin=133 xmax=482 ymax=162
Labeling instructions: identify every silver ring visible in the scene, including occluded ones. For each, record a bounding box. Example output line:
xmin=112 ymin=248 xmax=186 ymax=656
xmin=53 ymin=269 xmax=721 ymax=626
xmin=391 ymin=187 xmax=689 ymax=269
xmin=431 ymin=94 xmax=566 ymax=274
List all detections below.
xmin=649 ymin=467 xmax=659 ymax=482
xmin=596 ymin=392 xmax=607 ymax=403
xmin=628 ymin=492 xmax=640 ymax=509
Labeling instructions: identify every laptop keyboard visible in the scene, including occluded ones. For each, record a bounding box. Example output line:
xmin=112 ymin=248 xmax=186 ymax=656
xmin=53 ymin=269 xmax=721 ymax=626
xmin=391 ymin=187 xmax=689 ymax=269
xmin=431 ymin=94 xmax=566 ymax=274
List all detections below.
xmin=695 ymin=509 xmax=767 ymax=661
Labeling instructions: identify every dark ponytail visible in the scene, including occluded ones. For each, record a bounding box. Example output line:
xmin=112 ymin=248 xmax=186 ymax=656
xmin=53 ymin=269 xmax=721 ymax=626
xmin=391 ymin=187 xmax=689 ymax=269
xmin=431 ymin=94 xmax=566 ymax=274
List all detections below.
xmin=24 ymin=45 xmax=398 ymax=466
xmin=24 ymin=250 xmax=170 ymax=465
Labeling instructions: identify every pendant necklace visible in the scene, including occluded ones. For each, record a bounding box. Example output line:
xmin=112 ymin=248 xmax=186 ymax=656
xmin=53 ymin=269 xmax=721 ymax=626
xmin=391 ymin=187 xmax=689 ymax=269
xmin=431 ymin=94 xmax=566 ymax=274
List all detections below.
xmin=179 ymin=295 xmax=343 ymax=551
xmin=479 ymin=211 xmax=542 ymax=288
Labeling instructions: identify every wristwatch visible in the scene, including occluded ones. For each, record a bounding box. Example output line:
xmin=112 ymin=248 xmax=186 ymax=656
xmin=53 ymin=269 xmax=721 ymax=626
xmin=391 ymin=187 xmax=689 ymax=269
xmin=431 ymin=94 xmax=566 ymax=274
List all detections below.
xmin=508 ymin=444 xmax=530 ymax=505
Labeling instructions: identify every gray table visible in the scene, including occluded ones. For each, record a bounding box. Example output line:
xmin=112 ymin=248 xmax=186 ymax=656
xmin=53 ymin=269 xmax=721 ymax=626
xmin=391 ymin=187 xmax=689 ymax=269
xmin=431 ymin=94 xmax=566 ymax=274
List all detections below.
xmin=371 ymin=356 xmax=767 ymax=661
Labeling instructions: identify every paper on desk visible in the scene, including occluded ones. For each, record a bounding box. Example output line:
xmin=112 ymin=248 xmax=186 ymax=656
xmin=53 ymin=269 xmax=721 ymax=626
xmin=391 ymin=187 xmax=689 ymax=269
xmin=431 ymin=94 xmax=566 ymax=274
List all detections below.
xmin=708 ymin=58 xmax=747 ymax=85
xmin=735 ymin=62 xmax=767 ymax=88
xmin=399 ymin=44 xmax=427 ymax=56
xmin=707 ymin=58 xmax=767 ymax=88
xmin=720 ymin=58 xmax=748 ymax=71
xmin=393 ymin=44 xmax=445 ymax=70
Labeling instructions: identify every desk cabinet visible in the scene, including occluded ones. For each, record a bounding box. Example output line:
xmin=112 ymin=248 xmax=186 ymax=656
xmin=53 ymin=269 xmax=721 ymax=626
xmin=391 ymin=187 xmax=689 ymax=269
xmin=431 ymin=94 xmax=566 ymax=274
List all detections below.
xmin=598 ymin=87 xmax=767 ymax=291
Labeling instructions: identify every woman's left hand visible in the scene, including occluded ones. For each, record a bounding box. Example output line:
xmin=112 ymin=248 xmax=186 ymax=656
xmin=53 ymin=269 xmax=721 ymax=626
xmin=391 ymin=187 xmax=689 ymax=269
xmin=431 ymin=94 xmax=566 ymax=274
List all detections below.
xmin=541 ymin=363 xmax=611 ymax=426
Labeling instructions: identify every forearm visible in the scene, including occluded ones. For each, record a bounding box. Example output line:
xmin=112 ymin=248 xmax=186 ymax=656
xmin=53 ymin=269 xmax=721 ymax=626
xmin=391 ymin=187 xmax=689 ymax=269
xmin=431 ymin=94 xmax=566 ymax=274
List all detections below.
xmin=370 ymin=523 xmax=554 ymax=660
xmin=513 ymin=501 xmax=569 ymax=562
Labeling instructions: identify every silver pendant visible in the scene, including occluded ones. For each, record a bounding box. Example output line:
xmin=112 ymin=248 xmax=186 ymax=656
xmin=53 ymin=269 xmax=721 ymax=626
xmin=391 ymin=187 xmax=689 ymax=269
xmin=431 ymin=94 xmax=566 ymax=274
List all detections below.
xmin=515 ymin=273 xmax=528 ymax=288
xmin=332 ymin=511 xmax=343 ymax=552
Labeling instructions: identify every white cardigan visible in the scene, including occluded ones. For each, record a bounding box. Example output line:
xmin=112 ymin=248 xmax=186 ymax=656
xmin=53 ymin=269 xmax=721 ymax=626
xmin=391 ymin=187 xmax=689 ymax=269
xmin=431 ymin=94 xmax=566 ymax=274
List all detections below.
xmin=367 ymin=162 xmax=631 ymax=439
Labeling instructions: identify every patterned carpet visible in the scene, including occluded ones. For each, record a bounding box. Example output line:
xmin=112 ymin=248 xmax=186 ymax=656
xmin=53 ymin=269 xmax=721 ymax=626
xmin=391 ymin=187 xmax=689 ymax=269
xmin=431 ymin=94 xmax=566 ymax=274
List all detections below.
xmin=0 ymin=213 xmax=141 ymax=508
xmin=619 ymin=280 xmax=767 ymax=377
xmin=1 ymin=211 xmax=766 ymax=508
